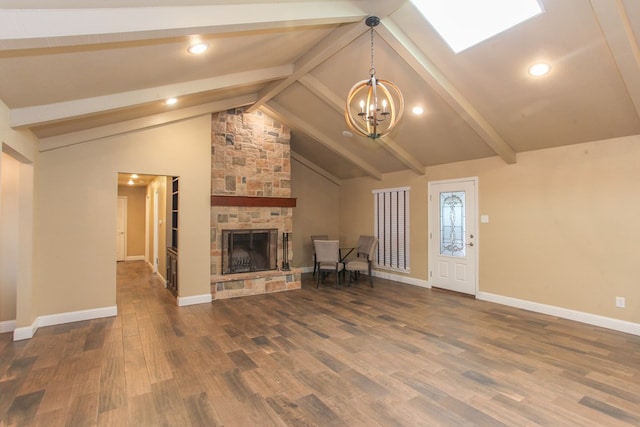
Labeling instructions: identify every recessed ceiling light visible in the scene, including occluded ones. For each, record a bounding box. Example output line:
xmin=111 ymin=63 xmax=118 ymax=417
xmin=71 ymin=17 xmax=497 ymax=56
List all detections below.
xmin=412 ymin=106 xmax=424 ymax=115
xmin=410 ymin=0 xmax=544 ymax=53
xmin=342 ymin=130 xmax=353 ymax=138
xmin=528 ymin=62 xmax=551 ymax=76
xmin=187 ymin=42 xmax=209 ymax=55
xmin=165 ymin=98 xmax=178 ymax=106
xmin=127 ymin=179 xmax=134 ymax=185
xmin=131 ymin=174 xmax=138 ymax=178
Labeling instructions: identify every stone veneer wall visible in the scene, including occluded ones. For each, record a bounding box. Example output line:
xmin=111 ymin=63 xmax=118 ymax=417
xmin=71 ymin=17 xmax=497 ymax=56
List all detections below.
xmin=210 ymin=108 xmax=299 ymax=299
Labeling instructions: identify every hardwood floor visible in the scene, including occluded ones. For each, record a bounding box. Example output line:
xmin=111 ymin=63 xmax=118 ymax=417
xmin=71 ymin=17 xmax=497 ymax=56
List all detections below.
xmin=1 ymin=261 xmax=639 ymax=426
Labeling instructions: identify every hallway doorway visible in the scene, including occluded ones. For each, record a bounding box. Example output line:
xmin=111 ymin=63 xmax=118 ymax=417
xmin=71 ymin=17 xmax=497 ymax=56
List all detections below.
xmin=116 ymin=173 xmax=177 ymax=297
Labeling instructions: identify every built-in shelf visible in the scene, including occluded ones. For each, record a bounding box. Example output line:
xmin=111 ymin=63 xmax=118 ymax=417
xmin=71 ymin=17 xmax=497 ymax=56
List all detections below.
xmin=171 ymin=177 xmax=179 ymax=249
xmin=167 ymin=176 xmax=179 ymax=295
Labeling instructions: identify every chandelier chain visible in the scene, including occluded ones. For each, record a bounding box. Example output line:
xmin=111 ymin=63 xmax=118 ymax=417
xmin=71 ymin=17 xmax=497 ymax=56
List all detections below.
xmin=370 ymin=26 xmax=375 ymax=75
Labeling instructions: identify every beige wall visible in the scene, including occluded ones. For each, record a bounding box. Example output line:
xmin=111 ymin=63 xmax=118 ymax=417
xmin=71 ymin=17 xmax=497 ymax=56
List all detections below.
xmin=34 ymin=115 xmax=211 ymax=319
xmin=0 ymin=100 xmax=37 ymax=329
xmin=0 ymin=152 xmax=19 ymax=322
xmin=339 ymin=135 xmax=640 ymax=323
xmin=291 ymin=159 xmax=340 ymax=269
xmin=117 ymin=185 xmax=146 ymax=258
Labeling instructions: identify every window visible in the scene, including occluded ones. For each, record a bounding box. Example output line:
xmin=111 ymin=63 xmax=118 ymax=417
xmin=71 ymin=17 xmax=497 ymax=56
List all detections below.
xmin=410 ymin=0 xmax=544 ymax=53
xmin=440 ymin=191 xmax=466 ymax=257
xmin=373 ymin=187 xmax=410 ymax=272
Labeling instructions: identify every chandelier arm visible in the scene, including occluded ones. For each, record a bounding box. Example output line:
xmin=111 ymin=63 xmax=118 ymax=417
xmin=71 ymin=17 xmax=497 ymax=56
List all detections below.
xmin=345 ymin=79 xmax=371 ymax=136
xmin=366 ymin=83 xmax=375 ymax=137
xmin=377 ymin=80 xmax=405 ymax=127
xmin=370 ymin=75 xmax=378 ymax=135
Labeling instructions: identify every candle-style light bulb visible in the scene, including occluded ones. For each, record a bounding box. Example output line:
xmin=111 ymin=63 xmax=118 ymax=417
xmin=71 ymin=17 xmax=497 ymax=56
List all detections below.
xmin=359 ymin=100 xmax=365 ymax=113
xmin=382 ymin=99 xmax=388 ymax=112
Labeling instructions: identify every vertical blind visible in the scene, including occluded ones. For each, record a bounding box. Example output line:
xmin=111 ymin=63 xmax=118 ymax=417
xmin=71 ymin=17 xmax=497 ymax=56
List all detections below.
xmin=373 ymin=187 xmax=410 ymax=272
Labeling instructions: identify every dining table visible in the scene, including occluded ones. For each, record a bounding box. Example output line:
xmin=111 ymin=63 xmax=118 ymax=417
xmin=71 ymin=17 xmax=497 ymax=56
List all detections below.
xmin=339 ymin=246 xmax=357 ymax=263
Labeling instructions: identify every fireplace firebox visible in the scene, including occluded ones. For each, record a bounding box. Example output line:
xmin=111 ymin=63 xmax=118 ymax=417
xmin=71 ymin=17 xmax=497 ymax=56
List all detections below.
xmin=221 ymin=229 xmax=278 ymax=274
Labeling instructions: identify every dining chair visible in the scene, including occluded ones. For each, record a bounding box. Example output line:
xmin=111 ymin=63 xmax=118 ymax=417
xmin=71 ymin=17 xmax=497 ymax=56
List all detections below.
xmin=313 ymin=240 xmax=344 ymax=289
xmin=356 ymin=235 xmax=373 ymax=258
xmin=345 ymin=237 xmax=378 ymax=287
xmin=344 ymin=235 xmax=372 ymax=269
xmin=340 ymin=235 xmax=372 ymax=266
xmin=310 ymin=234 xmax=328 ymax=277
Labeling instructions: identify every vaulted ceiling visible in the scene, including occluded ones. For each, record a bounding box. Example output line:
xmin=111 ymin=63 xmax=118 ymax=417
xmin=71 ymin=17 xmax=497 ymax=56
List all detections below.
xmin=1 ymin=0 xmax=639 ymax=182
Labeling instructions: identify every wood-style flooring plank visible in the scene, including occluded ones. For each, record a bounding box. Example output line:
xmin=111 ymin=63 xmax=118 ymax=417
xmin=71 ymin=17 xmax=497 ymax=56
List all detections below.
xmin=184 ymin=391 xmax=224 ymax=426
xmin=4 ymin=390 xmax=45 ymax=425
xmin=64 ymin=392 xmax=98 ymax=426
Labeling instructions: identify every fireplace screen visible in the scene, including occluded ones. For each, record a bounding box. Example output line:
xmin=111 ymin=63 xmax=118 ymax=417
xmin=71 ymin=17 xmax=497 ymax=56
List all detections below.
xmin=221 ymin=229 xmax=278 ymax=274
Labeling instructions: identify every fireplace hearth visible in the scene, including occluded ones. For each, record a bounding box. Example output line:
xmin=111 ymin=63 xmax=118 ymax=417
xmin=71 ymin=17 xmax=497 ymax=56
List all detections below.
xmin=221 ymin=229 xmax=277 ymax=274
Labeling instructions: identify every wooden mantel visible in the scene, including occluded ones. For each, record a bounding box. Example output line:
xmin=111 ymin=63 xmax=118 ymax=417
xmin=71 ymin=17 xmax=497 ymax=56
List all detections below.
xmin=211 ymin=195 xmax=297 ymax=208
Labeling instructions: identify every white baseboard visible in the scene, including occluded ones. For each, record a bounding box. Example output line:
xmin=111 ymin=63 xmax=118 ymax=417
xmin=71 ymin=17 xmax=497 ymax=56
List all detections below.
xmin=38 ymin=305 xmax=118 ymax=327
xmin=373 ymin=270 xmax=430 ymax=289
xmin=177 ymin=293 xmax=212 ymax=307
xmin=369 ymin=273 xmax=638 ymax=336
xmin=13 ymin=325 xmax=36 ymax=341
xmin=0 ymin=320 xmax=16 ymax=334
xmin=13 ymin=305 xmax=118 ymax=341
xmin=477 ymin=292 xmax=640 ymax=336
xmin=125 ymin=255 xmax=145 ymax=261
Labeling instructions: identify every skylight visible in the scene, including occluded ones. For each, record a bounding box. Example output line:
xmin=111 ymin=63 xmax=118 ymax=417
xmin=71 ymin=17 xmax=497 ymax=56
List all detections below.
xmin=410 ymin=0 xmax=544 ymax=53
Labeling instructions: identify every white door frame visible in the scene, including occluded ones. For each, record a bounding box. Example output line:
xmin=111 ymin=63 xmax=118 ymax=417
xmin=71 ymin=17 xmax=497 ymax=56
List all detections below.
xmin=428 ymin=177 xmax=479 ymax=295
xmin=153 ymin=189 xmax=159 ymax=274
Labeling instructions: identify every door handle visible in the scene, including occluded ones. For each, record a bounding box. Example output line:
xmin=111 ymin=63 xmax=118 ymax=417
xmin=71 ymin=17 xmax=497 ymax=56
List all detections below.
xmin=466 ymin=242 xmax=474 ymax=247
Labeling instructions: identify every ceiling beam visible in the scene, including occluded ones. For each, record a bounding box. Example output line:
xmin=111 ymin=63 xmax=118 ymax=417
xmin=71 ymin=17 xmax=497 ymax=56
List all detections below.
xmin=355 ymin=0 xmax=407 ymax=17
xmin=590 ymin=0 xmax=640 ymax=120
xmin=378 ymin=19 xmax=517 ymax=164
xmin=291 ymin=152 xmax=342 ymax=186
xmin=0 ymin=2 xmax=365 ymax=50
xmin=246 ymin=20 xmax=368 ymax=113
xmin=299 ymin=74 xmax=425 ymax=175
xmin=260 ymin=101 xmax=382 ymax=180
xmin=38 ymin=94 xmax=256 ymax=152
xmin=11 ymin=65 xmax=292 ymax=128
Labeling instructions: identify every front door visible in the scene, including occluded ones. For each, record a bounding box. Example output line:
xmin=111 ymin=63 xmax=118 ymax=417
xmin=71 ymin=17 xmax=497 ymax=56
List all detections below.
xmin=429 ymin=178 xmax=477 ymax=295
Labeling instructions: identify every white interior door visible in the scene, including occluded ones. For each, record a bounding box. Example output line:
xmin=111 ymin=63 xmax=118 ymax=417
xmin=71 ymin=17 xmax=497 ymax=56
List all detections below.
xmin=116 ymin=196 xmax=127 ymax=261
xmin=429 ymin=178 xmax=477 ymax=295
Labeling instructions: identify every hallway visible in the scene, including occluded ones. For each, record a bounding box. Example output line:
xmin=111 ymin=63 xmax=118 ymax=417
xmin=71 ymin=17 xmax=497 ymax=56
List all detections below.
xmin=1 ymin=261 xmax=639 ymax=425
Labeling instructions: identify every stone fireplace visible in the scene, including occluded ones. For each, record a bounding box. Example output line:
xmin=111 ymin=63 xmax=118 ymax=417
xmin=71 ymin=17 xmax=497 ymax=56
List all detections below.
xmin=210 ymin=108 xmax=301 ymax=299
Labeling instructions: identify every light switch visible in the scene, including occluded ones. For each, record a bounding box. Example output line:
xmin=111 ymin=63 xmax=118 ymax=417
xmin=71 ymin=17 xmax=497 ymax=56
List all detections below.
xmin=480 ymin=215 xmax=489 ymax=223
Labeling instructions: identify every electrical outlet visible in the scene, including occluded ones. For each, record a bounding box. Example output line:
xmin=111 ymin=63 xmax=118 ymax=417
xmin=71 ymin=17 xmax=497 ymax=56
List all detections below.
xmin=615 ymin=296 xmax=625 ymax=308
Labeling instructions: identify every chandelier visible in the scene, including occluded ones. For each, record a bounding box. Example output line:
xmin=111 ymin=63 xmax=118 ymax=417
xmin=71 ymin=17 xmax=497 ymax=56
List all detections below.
xmin=345 ymin=16 xmax=404 ymax=139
